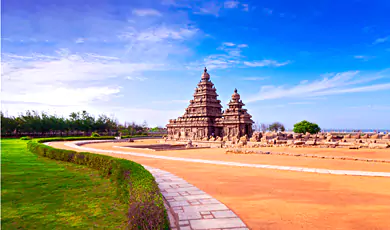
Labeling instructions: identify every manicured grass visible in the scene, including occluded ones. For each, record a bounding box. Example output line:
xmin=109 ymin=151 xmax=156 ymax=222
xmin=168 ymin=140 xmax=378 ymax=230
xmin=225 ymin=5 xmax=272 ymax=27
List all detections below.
xmin=1 ymin=139 xmax=128 ymax=229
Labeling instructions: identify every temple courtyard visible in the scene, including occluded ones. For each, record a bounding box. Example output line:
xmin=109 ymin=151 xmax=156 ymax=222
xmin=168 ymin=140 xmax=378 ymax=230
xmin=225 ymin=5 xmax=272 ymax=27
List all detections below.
xmin=51 ymin=138 xmax=390 ymax=230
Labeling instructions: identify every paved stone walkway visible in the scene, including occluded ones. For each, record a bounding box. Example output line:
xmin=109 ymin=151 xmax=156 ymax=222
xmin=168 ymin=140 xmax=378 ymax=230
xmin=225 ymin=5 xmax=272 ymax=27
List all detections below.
xmin=145 ymin=166 xmax=248 ymax=230
xmin=64 ymin=141 xmax=390 ymax=178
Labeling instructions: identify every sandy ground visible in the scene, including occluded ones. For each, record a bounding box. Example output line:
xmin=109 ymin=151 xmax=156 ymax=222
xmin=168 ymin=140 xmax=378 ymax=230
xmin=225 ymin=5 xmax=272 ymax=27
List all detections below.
xmin=51 ymin=140 xmax=390 ymax=230
xmin=83 ymin=140 xmax=390 ymax=172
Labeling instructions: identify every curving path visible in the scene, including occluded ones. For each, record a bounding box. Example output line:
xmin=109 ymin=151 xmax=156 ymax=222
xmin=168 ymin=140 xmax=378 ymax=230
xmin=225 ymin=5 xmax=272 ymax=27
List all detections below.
xmin=49 ymin=140 xmax=390 ymax=229
xmin=47 ymin=141 xmax=249 ymax=230
xmin=67 ymin=141 xmax=390 ymax=177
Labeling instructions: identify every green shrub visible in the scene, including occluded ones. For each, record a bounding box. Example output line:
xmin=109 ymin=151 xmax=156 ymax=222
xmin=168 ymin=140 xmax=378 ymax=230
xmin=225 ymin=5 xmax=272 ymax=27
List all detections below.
xmin=36 ymin=136 xmax=116 ymax=143
xmin=91 ymin=132 xmax=100 ymax=137
xmin=293 ymin=120 xmax=321 ymax=134
xmin=20 ymin=136 xmax=32 ymax=140
xmin=27 ymin=139 xmax=169 ymax=229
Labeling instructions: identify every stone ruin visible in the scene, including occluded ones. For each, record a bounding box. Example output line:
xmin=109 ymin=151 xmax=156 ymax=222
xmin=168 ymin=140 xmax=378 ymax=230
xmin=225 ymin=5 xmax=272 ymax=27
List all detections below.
xmin=240 ymin=131 xmax=390 ymax=149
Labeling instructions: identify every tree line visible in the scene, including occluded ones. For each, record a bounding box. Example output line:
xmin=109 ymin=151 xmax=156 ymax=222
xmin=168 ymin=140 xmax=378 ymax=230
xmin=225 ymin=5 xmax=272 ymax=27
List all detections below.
xmin=1 ymin=110 xmax=162 ymax=137
xmin=253 ymin=120 xmax=321 ymax=134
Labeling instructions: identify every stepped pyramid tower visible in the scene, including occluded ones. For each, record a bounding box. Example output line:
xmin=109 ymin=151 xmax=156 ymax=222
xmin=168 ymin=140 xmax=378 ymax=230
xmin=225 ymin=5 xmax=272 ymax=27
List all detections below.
xmin=167 ymin=67 xmax=254 ymax=140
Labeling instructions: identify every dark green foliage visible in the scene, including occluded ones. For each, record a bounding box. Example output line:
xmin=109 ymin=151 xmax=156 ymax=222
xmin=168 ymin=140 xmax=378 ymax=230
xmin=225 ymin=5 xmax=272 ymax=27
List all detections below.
xmin=293 ymin=120 xmax=321 ymax=134
xmin=27 ymin=138 xmax=170 ymax=229
xmin=1 ymin=111 xmax=160 ymax=138
xmin=91 ymin=132 xmax=101 ymax=137
xmin=36 ymin=136 xmax=116 ymax=143
xmin=20 ymin=136 xmax=32 ymax=140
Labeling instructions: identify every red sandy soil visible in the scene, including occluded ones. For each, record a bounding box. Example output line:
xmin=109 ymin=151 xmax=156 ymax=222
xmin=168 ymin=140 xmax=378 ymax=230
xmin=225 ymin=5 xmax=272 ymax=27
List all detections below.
xmin=79 ymin=140 xmax=390 ymax=172
xmin=51 ymin=141 xmax=390 ymax=230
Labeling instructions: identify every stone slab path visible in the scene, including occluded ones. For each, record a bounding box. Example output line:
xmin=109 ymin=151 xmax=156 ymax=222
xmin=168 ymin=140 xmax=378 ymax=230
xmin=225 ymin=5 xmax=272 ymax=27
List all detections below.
xmin=64 ymin=141 xmax=390 ymax=178
xmin=145 ymin=166 xmax=248 ymax=230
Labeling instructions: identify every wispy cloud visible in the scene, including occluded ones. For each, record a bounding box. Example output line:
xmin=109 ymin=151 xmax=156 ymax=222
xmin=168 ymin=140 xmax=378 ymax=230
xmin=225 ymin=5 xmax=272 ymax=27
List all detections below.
xmin=263 ymin=8 xmax=273 ymax=15
xmin=354 ymin=55 xmax=375 ymax=61
xmin=152 ymin=99 xmax=188 ymax=104
xmin=224 ymin=0 xmax=240 ymax=9
xmin=373 ymin=36 xmax=389 ymax=45
xmin=247 ymin=70 xmax=390 ymax=102
xmin=132 ymin=8 xmax=162 ymax=17
xmin=243 ymin=77 xmax=268 ymax=81
xmin=1 ymin=50 xmax=163 ymax=107
xmin=75 ymin=38 xmax=85 ymax=43
xmin=192 ymin=0 xmax=249 ymax=16
xmin=288 ymin=101 xmax=315 ymax=105
xmin=348 ymin=105 xmax=390 ymax=110
xmin=223 ymin=42 xmax=236 ymax=47
xmin=188 ymin=42 xmax=248 ymax=69
xmin=194 ymin=2 xmax=222 ymax=17
xmin=126 ymin=76 xmax=148 ymax=81
xmin=243 ymin=60 xmax=290 ymax=67
xmin=242 ymin=4 xmax=249 ymax=11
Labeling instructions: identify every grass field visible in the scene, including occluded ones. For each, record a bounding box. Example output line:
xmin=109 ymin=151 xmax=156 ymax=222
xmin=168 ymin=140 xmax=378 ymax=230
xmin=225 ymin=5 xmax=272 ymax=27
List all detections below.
xmin=1 ymin=139 xmax=128 ymax=229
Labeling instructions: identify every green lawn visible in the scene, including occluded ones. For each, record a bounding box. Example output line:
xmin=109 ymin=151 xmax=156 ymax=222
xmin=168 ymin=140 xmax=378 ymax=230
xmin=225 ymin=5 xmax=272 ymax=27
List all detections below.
xmin=1 ymin=139 xmax=128 ymax=229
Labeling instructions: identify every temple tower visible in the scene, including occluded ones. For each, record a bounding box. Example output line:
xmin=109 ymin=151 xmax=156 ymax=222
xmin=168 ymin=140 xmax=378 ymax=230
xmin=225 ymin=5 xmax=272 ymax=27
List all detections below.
xmin=167 ymin=67 xmax=223 ymax=140
xmin=182 ymin=67 xmax=223 ymax=119
xmin=166 ymin=68 xmax=254 ymax=141
xmin=221 ymin=89 xmax=254 ymax=139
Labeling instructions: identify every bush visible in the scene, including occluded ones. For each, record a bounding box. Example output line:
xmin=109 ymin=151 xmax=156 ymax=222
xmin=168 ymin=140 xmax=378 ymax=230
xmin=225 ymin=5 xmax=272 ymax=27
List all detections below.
xmin=27 ymin=138 xmax=169 ymax=229
xmin=91 ymin=132 xmax=100 ymax=137
xmin=293 ymin=120 xmax=321 ymax=134
xmin=36 ymin=136 xmax=116 ymax=143
xmin=20 ymin=136 xmax=32 ymax=140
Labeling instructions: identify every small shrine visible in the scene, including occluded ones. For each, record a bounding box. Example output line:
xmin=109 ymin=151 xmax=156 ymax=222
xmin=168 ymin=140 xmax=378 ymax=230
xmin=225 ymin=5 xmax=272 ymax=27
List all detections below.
xmin=167 ymin=67 xmax=254 ymax=141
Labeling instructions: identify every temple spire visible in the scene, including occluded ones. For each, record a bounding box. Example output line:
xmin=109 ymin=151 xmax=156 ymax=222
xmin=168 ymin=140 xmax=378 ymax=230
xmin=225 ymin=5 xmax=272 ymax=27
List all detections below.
xmin=201 ymin=67 xmax=210 ymax=81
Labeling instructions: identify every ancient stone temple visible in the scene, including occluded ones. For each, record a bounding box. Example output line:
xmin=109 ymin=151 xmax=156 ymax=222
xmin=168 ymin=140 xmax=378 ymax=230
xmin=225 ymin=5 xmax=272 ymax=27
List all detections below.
xmin=167 ymin=67 xmax=253 ymax=140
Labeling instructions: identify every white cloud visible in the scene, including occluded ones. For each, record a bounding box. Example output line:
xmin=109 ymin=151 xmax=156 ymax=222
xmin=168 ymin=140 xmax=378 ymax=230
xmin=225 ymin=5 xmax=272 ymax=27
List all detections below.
xmin=119 ymin=25 xmax=198 ymax=48
xmin=151 ymin=100 xmax=188 ymax=104
xmin=126 ymin=76 xmax=148 ymax=81
xmin=3 ymin=86 xmax=121 ymax=106
xmin=224 ymin=1 xmax=240 ymax=9
xmin=86 ymin=53 xmax=120 ymax=60
xmin=242 ymin=4 xmax=249 ymax=11
xmin=223 ymin=42 xmax=236 ymax=47
xmin=194 ymin=2 xmax=223 ymax=17
xmin=354 ymin=55 xmax=374 ymax=61
xmin=161 ymin=0 xmax=192 ymax=8
xmin=373 ymin=36 xmax=389 ymax=45
xmin=237 ymin=44 xmax=248 ymax=48
xmin=247 ymin=70 xmax=390 ymax=102
xmin=243 ymin=60 xmax=290 ymax=67
xmin=132 ymin=8 xmax=162 ymax=17
xmin=75 ymin=38 xmax=85 ymax=43
xmin=1 ymin=50 xmax=162 ymax=108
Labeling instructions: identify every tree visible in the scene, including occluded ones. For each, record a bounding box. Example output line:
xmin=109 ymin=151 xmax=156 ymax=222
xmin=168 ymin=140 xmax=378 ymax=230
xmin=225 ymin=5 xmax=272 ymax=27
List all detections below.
xmin=293 ymin=120 xmax=321 ymax=134
xmin=268 ymin=122 xmax=284 ymax=132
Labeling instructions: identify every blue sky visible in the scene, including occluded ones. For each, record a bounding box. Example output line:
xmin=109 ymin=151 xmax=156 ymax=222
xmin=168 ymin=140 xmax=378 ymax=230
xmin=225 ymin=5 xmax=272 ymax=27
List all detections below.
xmin=2 ymin=0 xmax=390 ymax=129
